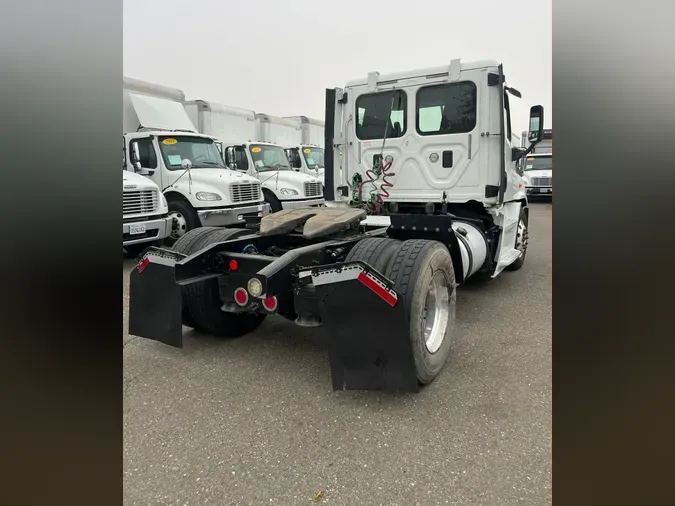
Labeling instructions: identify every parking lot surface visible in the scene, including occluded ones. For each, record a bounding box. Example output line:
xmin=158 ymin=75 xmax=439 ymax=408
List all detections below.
xmin=123 ymin=202 xmax=552 ymax=506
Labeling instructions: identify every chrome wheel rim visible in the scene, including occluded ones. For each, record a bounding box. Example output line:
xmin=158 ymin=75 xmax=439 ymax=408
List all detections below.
xmin=422 ymin=270 xmax=451 ymax=354
xmin=169 ymin=211 xmax=187 ymax=239
xmin=515 ymin=219 xmax=529 ymax=257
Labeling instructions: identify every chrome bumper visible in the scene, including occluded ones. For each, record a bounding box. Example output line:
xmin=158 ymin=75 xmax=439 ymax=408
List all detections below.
xmin=280 ymin=198 xmax=325 ymax=210
xmin=123 ymin=215 xmax=173 ymax=246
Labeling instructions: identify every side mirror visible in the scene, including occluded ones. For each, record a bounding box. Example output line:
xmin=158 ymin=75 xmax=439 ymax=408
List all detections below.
xmin=181 ymin=159 xmax=193 ymax=170
xmin=131 ymin=143 xmax=142 ymax=172
xmin=527 ymin=105 xmax=545 ymax=144
xmin=230 ymin=163 xmax=239 ymax=171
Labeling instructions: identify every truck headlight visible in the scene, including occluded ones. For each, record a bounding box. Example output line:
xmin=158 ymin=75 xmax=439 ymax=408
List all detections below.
xmin=196 ymin=192 xmax=222 ymax=201
xmin=279 ymin=188 xmax=298 ymax=196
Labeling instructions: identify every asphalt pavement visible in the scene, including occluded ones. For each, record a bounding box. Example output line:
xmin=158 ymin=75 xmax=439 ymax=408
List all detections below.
xmin=123 ymin=202 xmax=552 ymax=506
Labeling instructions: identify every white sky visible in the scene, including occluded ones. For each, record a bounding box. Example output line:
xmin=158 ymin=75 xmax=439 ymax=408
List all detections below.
xmin=123 ymin=0 xmax=551 ymax=134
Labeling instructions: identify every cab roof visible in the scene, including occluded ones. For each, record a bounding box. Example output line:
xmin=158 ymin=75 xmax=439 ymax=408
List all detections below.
xmin=344 ymin=59 xmax=500 ymax=88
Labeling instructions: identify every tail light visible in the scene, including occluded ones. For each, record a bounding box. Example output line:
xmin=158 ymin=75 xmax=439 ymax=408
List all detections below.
xmin=234 ymin=287 xmax=248 ymax=306
xmin=262 ymin=296 xmax=278 ymax=313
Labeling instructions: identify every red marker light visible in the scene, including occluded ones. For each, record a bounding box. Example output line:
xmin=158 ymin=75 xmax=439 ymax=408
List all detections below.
xmin=137 ymin=257 xmax=150 ymax=273
xmin=262 ymin=296 xmax=278 ymax=312
xmin=234 ymin=287 xmax=248 ymax=306
xmin=229 ymin=259 xmax=239 ymax=271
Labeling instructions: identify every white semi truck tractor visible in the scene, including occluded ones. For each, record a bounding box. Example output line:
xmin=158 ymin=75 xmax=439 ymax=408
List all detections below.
xmin=128 ymin=58 xmax=545 ymax=393
xmin=123 ymin=78 xmax=269 ymax=245
xmin=182 ymin=101 xmax=324 ymax=213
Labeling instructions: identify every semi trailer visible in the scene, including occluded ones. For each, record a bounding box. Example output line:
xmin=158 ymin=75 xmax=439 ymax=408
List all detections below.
xmin=128 ymin=58 xmax=545 ymax=392
xmin=124 ymin=78 xmax=269 ymax=244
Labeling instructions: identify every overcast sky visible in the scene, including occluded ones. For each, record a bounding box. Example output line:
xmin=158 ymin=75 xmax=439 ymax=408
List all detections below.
xmin=124 ymin=0 xmax=551 ymax=134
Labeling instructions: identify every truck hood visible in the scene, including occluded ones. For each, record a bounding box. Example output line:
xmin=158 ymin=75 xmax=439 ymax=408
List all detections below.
xmin=123 ymin=170 xmax=160 ymax=191
xmin=165 ymin=168 xmax=263 ymax=206
xmin=256 ymin=170 xmax=322 ymax=191
xmin=165 ymin=168 xmax=259 ymax=188
xmin=522 ymin=169 xmax=552 ymax=184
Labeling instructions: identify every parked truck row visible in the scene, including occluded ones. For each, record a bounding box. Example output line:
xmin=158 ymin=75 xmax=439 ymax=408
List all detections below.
xmin=122 ymin=77 xmax=327 ymax=251
xmin=129 ymin=58 xmax=547 ymax=393
xmin=520 ymin=128 xmax=552 ymax=197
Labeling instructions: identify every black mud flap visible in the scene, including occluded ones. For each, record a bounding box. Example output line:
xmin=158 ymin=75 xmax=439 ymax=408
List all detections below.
xmin=128 ymin=250 xmax=184 ymax=348
xmin=311 ymin=262 xmax=418 ymax=393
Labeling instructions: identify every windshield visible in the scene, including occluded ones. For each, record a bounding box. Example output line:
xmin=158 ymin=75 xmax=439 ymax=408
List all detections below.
xmin=158 ymin=135 xmax=226 ymax=170
xmin=524 ymin=156 xmax=552 ymax=171
xmin=301 ymin=147 xmax=325 ymax=169
xmin=249 ymin=144 xmax=291 ymax=172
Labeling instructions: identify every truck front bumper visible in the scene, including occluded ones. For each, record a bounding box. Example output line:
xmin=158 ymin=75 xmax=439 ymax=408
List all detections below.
xmin=280 ymin=197 xmax=325 ymax=210
xmin=123 ymin=215 xmax=173 ymax=246
xmin=197 ymin=202 xmax=270 ymax=227
xmin=526 ymin=186 xmax=552 ymax=196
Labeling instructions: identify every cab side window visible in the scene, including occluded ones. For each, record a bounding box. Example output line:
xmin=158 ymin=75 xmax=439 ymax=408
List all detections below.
xmin=225 ymin=146 xmax=249 ymax=171
xmin=130 ymin=137 xmax=157 ymax=168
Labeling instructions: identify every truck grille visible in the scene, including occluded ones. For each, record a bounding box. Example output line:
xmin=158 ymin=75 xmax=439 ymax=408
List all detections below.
xmin=230 ymin=183 xmax=261 ymax=203
xmin=304 ymin=182 xmax=323 ymax=197
xmin=531 ymin=177 xmax=552 ymax=187
xmin=123 ymin=190 xmax=158 ymax=216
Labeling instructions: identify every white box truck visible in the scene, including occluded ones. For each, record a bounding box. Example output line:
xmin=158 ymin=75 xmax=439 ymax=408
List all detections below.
xmin=123 ymin=77 xmax=269 ymax=244
xmin=282 ymin=115 xmax=326 ymax=182
xmin=123 ymin=170 xmax=172 ymax=256
xmin=183 ymin=100 xmax=324 ymax=213
xmin=520 ymin=128 xmax=552 ymax=197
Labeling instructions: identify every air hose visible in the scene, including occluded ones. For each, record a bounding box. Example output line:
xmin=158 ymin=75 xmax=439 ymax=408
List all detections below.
xmin=349 ymin=156 xmax=396 ymax=215
xmin=348 ymin=91 xmax=399 ymax=215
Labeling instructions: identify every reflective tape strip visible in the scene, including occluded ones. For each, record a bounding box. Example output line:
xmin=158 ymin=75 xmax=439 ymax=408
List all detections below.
xmin=310 ymin=264 xmax=398 ymax=307
xmin=137 ymin=252 xmax=177 ymax=273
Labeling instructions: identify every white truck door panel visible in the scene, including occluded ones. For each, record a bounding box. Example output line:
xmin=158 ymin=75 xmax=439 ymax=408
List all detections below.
xmin=347 ymin=68 xmax=491 ymax=203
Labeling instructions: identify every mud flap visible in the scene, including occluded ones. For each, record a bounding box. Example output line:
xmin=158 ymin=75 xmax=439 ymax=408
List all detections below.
xmin=311 ymin=262 xmax=419 ymax=393
xmin=128 ymin=250 xmax=184 ymax=348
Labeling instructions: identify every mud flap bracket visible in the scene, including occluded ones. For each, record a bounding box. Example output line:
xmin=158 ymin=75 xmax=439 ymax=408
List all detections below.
xmin=309 ymin=262 xmax=419 ymax=393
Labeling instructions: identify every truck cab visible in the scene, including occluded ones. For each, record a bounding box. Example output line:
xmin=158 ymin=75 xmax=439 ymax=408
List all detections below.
xmin=123 ymin=91 xmax=269 ymax=244
xmin=285 ymin=144 xmax=325 ymax=183
xmin=122 ymin=170 xmax=172 ymax=256
xmin=326 ymin=58 xmax=544 ymax=276
xmin=224 ymin=141 xmax=324 ymax=213
xmin=520 ymin=153 xmax=552 ymax=197
xmin=520 ymin=129 xmax=552 ymax=197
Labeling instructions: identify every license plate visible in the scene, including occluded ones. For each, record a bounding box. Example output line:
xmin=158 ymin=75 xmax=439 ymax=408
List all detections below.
xmin=130 ymin=223 xmax=146 ymax=235
xmin=540 ymin=188 xmax=551 ymax=193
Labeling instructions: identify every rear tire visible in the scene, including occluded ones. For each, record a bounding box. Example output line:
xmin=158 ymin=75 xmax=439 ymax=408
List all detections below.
xmin=506 ymin=207 xmax=529 ymax=271
xmin=171 ymin=227 xmax=266 ymax=337
xmin=386 ymin=239 xmax=456 ymax=385
xmin=344 ymin=237 xmax=402 ymax=274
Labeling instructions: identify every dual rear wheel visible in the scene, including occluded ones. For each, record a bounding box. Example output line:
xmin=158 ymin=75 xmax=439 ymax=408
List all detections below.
xmin=346 ymin=237 xmax=457 ymax=386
